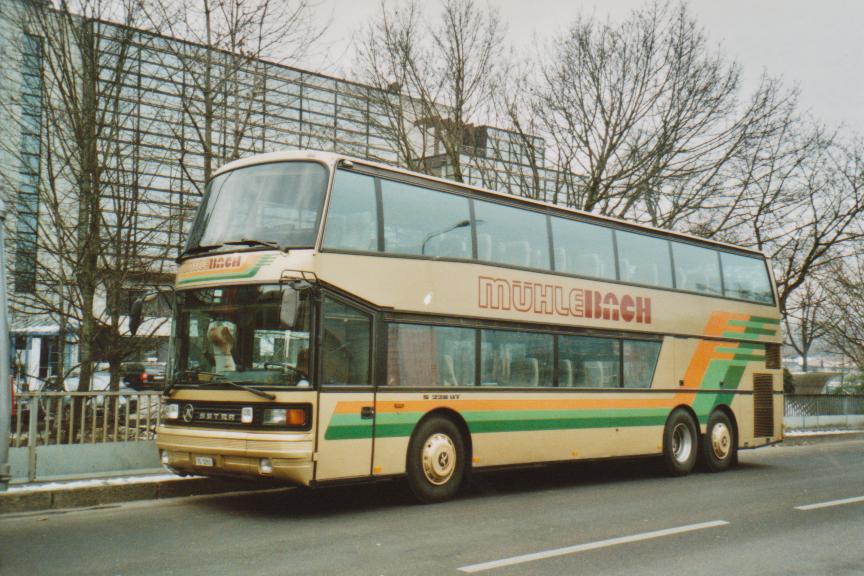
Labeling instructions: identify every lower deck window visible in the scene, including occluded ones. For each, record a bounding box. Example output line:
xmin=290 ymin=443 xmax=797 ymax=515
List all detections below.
xmin=387 ymin=325 xmax=475 ymax=387
xmin=385 ymin=321 xmax=661 ymax=389
xmin=558 ymin=335 xmax=620 ymax=388
xmin=480 ymin=330 xmax=553 ymax=387
xmin=623 ymin=340 xmax=662 ymax=388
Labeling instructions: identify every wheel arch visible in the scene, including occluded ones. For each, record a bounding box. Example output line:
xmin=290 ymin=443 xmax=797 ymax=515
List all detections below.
xmin=667 ymin=404 xmax=700 ymax=430
xmin=410 ymin=408 xmax=473 ymax=469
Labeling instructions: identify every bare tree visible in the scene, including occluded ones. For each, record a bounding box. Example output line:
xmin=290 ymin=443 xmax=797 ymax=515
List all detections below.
xmin=536 ymin=3 xmax=783 ymax=223
xmin=725 ymin=131 xmax=864 ymax=314
xmin=354 ymin=0 xmax=504 ymax=182
xmin=783 ymin=279 xmax=830 ymax=372
xmin=0 ymin=0 xmax=172 ymax=389
xmin=520 ymin=1 xmax=864 ymax=316
xmin=821 ymin=252 xmax=864 ymax=371
xmin=141 ymin=0 xmax=328 ymax=187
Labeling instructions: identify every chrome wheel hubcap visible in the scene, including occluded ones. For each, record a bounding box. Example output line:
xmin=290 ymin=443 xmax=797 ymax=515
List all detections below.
xmin=422 ymin=433 xmax=456 ymax=486
xmin=672 ymin=423 xmax=693 ymax=463
xmin=711 ymin=422 xmax=732 ymax=460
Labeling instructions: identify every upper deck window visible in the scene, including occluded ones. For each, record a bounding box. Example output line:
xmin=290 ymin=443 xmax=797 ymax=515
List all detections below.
xmin=616 ymin=230 xmax=674 ymax=289
xmin=319 ymin=166 xmax=775 ymax=307
xmin=185 ymin=161 xmax=328 ymax=254
xmin=381 ymin=179 xmax=472 ymax=258
xmin=672 ymin=242 xmax=722 ymax=296
xmin=550 ymin=216 xmax=616 ymax=280
xmin=474 ymin=199 xmax=551 ymax=270
xmin=322 ymin=170 xmax=378 ymax=252
xmin=720 ymin=252 xmax=774 ymax=304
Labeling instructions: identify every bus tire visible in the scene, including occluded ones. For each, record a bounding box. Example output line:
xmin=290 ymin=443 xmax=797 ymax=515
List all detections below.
xmin=702 ymin=410 xmax=736 ymax=472
xmin=662 ymin=409 xmax=698 ymax=476
xmin=406 ymin=416 xmax=466 ymax=504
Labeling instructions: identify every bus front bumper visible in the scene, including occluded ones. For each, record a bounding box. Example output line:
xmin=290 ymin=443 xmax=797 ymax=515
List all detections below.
xmin=156 ymin=425 xmax=315 ymax=486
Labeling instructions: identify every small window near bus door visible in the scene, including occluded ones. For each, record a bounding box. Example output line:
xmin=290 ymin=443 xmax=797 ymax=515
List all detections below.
xmin=321 ymin=297 xmax=372 ymax=385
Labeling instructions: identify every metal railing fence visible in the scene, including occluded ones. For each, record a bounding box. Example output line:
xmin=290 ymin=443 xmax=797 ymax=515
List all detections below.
xmin=10 ymin=390 xmax=162 ymax=449
xmin=784 ymin=394 xmax=864 ymax=417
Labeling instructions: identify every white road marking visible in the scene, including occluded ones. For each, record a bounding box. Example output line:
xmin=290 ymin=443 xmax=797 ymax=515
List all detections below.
xmin=457 ymin=520 xmax=730 ymax=573
xmin=795 ymin=495 xmax=864 ymax=511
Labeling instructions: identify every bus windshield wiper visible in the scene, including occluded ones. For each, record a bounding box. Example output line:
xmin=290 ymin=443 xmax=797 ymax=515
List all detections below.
xmin=199 ymin=374 xmax=277 ymax=401
xmin=224 ymin=238 xmax=284 ymax=251
xmin=179 ymin=243 xmax=225 ymax=258
xmin=164 ymin=369 xmax=216 ymax=397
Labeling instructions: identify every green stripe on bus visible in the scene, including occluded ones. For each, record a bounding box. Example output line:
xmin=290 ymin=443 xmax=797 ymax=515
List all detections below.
xmin=729 ymin=319 xmax=778 ymax=331
xmin=723 ymin=331 xmax=763 ymax=341
xmin=731 ymin=354 xmax=766 ymax=362
xmin=735 ymin=342 xmax=765 ymax=350
xmin=749 ymin=316 xmax=780 ymax=325
xmin=328 ymin=407 xmax=700 ymax=440
xmin=715 ymin=346 xmax=765 ymax=357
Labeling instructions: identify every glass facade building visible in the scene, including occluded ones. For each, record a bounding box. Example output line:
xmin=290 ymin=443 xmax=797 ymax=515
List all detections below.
xmin=0 ymin=6 xmax=567 ymax=382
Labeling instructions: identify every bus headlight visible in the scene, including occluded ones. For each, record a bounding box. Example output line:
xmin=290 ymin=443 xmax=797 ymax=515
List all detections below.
xmin=262 ymin=408 xmax=306 ymax=427
xmin=164 ymin=404 xmax=179 ymax=420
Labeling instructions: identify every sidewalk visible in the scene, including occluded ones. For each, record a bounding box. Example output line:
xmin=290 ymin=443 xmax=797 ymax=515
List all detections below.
xmin=0 ymin=473 xmax=280 ymax=515
xmin=3 ymin=430 xmax=863 ymax=516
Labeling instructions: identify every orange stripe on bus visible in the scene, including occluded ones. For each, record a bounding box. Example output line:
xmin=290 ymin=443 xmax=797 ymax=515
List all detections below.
xmin=333 ymin=397 xmax=683 ymax=415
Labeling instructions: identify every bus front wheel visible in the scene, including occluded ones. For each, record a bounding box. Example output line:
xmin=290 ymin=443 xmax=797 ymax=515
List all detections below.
xmin=702 ymin=410 xmax=737 ymax=472
xmin=406 ymin=416 xmax=467 ymax=503
xmin=662 ymin=409 xmax=698 ymax=476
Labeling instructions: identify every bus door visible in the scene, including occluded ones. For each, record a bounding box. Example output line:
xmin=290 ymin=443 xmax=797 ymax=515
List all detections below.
xmin=314 ymin=294 xmax=376 ymax=481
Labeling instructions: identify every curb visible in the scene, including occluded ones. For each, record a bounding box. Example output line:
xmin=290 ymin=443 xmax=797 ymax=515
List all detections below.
xmin=781 ymin=430 xmax=864 ymax=446
xmin=3 ymin=431 xmax=862 ymax=515
xmin=0 ymin=476 xmax=275 ymax=516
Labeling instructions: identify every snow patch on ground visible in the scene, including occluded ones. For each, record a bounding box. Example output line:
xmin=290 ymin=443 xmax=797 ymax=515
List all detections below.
xmin=784 ymin=429 xmax=864 ymax=437
xmin=7 ymin=473 xmax=194 ymax=493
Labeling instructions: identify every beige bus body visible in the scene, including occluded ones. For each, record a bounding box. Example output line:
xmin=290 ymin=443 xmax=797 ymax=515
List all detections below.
xmin=157 ymin=150 xmax=782 ymax=488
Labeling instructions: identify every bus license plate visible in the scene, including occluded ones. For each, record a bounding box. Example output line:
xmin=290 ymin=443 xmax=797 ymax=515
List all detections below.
xmin=195 ymin=456 xmax=214 ymax=467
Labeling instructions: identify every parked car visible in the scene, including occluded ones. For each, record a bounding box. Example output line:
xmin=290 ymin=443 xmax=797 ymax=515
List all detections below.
xmin=62 ymin=370 xmax=112 ymax=392
xmin=121 ymin=362 xmax=166 ymax=390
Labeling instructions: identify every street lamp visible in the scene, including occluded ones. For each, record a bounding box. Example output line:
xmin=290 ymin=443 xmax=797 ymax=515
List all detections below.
xmin=420 ymin=219 xmax=472 ymax=256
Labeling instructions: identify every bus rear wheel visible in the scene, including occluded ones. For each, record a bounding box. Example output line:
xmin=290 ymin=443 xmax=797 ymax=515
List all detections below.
xmin=406 ymin=416 xmax=467 ymax=504
xmin=702 ymin=410 xmax=737 ymax=472
xmin=662 ymin=409 xmax=698 ymax=476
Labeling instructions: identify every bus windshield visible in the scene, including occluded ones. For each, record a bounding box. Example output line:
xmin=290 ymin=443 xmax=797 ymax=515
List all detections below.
xmin=184 ymin=161 xmax=329 ymax=254
xmin=173 ymin=285 xmax=312 ymax=388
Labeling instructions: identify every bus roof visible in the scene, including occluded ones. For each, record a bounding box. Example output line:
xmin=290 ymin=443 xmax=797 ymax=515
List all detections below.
xmin=213 ymin=149 xmax=768 ymax=259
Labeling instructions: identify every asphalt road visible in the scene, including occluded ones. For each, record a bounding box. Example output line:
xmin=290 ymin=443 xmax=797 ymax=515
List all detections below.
xmin=2 ymin=437 xmax=863 ymax=576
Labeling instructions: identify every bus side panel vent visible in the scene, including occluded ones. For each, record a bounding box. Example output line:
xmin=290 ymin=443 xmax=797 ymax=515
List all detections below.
xmin=753 ymin=374 xmax=774 ymax=437
xmin=764 ymin=343 xmax=781 ymax=369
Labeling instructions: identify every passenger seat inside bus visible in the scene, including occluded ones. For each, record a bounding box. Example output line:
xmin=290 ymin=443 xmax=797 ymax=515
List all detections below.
xmin=559 ymin=359 xmax=574 ymax=387
xmin=509 ymin=357 xmax=539 ymax=387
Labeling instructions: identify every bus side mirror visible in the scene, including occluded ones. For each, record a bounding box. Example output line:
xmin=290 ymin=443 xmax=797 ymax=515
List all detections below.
xmin=280 ymin=280 xmax=315 ymax=329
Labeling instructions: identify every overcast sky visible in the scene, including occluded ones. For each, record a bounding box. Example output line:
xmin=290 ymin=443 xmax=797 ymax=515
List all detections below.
xmin=311 ymin=0 xmax=863 ymax=134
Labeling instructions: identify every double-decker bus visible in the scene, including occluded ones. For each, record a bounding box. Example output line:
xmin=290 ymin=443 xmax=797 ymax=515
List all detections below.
xmin=154 ymin=150 xmax=782 ymax=503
